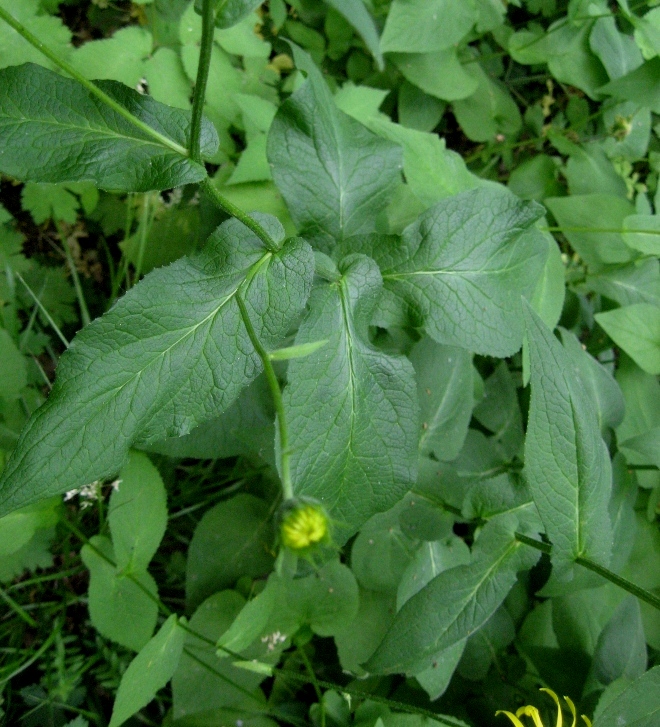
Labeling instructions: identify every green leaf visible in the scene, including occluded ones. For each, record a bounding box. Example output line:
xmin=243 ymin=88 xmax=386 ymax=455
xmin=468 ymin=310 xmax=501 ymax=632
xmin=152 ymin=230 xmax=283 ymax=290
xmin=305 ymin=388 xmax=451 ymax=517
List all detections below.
xmin=0 ymin=329 xmax=27 ymax=402
xmin=109 ymin=613 xmax=186 ymax=727
xmin=560 ymin=330 xmax=625 ymax=433
xmin=108 ymin=452 xmax=167 ymax=574
xmin=390 ymin=51 xmax=478 ymax=102
xmin=324 ymin=0 xmax=383 ymax=70
xmin=545 ymin=194 xmax=636 ymax=268
xmin=81 ymin=536 xmax=158 ymax=652
xmin=364 ymin=516 xmax=540 ymax=675
xmin=284 ymin=560 xmax=359 ymax=636
xmin=474 ymin=362 xmax=524 ymax=459
xmin=598 ymin=57 xmax=660 ymax=113
xmin=173 ymin=591 xmax=265 ymax=721
xmin=523 ymin=303 xmax=613 ymax=574
xmin=0 ymin=63 xmax=218 ymax=192
xmin=186 ymin=494 xmax=274 ymax=611
xmin=146 ymin=376 xmax=274 ymax=462
xmin=380 ymin=0 xmax=477 ymax=54
xmin=457 ymin=605 xmax=515 ymax=681
xmin=360 ymin=118 xmax=482 ymax=209
xmin=21 ymin=183 xmax=81 ymax=225
xmin=592 ymin=596 xmax=647 ymax=685
xmin=347 ymin=187 xmax=546 ymax=356
xmin=70 ymin=26 xmax=152 ymax=87
xmin=199 ymin=0 xmax=263 ymax=29
xmin=334 ymin=588 xmax=397 ymax=675
xmin=0 ymin=0 xmax=71 ymax=71
xmin=596 ymin=304 xmax=660 ymax=375
xmin=0 ymin=216 xmax=314 ymax=516
xmin=284 ymin=255 xmax=419 ymax=540
xmin=593 ymin=665 xmax=660 ymax=727
xmin=622 ymin=214 xmax=660 ymax=255
xmin=0 ymin=498 xmax=59 ymax=557
xmin=397 ymin=82 xmax=445 ymax=133
xmin=268 ymin=48 xmax=402 ymax=252
xmin=411 ymin=338 xmax=474 ymax=461
xmin=586 ymin=259 xmax=660 ymax=308
xmin=452 ymin=62 xmax=522 ymax=143
xmin=351 ymin=504 xmax=418 ymax=593
xmin=589 ymin=16 xmax=643 ymax=81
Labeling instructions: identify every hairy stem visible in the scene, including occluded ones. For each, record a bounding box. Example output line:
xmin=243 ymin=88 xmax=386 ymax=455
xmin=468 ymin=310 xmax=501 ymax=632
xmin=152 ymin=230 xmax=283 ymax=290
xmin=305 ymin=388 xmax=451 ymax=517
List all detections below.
xmin=0 ymin=6 xmax=189 ymax=157
xmin=189 ymin=0 xmax=215 ymax=163
xmin=514 ymin=532 xmax=660 ymax=611
xmin=200 ymin=178 xmax=279 ymax=252
xmin=236 ymin=293 xmax=294 ymax=501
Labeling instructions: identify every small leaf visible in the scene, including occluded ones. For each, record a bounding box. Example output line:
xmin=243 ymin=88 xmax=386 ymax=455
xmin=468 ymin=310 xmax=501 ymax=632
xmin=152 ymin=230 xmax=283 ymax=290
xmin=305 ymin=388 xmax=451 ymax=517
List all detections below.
xmin=347 ymin=187 xmax=546 ymax=356
xmin=0 ymin=216 xmax=313 ymax=516
xmin=81 ymin=536 xmax=158 ymax=652
xmin=524 ymin=303 xmax=613 ymax=575
xmin=325 ymin=0 xmax=383 ymax=69
xmin=109 ymin=614 xmax=186 ymax=727
xmin=0 ymin=63 xmax=218 ymax=192
xmin=365 ymin=516 xmax=540 ymax=675
xmin=269 ymin=339 xmax=328 ymax=361
xmin=109 ymin=452 xmax=167 ymax=574
xmin=596 ymin=303 xmax=660 ymax=375
xmin=268 ymin=47 xmax=402 ymax=252
xmin=284 ymin=255 xmax=419 ymax=540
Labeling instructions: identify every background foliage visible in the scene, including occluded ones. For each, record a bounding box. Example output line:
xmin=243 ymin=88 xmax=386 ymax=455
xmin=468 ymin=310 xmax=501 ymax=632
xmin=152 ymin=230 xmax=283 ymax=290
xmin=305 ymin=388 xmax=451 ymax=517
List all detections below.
xmin=0 ymin=0 xmax=659 ymax=726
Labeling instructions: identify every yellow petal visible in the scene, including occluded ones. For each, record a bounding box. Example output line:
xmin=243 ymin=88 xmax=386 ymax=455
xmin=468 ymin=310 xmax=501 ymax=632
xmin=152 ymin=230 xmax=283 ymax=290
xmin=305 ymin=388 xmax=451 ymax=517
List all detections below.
xmin=540 ymin=688 xmax=563 ymax=727
xmin=581 ymin=717 xmax=592 ymax=727
xmin=496 ymin=711 xmax=527 ymax=727
xmin=516 ymin=705 xmax=545 ymax=727
xmin=563 ymin=696 xmax=577 ymax=727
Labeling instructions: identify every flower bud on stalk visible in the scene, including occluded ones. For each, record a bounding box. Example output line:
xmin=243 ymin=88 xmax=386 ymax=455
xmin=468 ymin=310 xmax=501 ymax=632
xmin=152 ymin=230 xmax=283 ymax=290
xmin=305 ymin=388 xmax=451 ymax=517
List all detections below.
xmin=278 ymin=498 xmax=330 ymax=553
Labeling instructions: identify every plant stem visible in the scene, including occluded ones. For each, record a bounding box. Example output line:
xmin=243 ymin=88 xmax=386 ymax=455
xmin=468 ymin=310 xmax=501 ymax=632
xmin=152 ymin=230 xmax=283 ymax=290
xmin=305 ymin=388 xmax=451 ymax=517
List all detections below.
xmin=0 ymin=584 xmax=38 ymax=628
xmin=236 ymin=293 xmax=294 ymax=501
xmin=189 ymin=0 xmax=215 ymax=163
xmin=55 ymin=221 xmax=91 ymax=327
xmin=15 ymin=272 xmax=69 ymax=349
xmin=200 ymin=178 xmax=279 ymax=252
xmin=0 ymin=6 xmax=189 ymax=158
xmin=514 ymin=532 xmax=660 ymax=611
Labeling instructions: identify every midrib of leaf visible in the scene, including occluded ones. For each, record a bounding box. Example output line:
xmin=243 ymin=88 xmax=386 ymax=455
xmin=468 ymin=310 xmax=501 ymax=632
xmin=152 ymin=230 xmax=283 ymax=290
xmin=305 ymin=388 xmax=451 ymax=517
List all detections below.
xmin=570 ymin=395 xmax=587 ymax=559
xmin=5 ymin=115 xmax=181 ymax=153
xmin=338 ymin=278 xmax=360 ymax=496
xmin=418 ymin=362 xmax=461 ymax=453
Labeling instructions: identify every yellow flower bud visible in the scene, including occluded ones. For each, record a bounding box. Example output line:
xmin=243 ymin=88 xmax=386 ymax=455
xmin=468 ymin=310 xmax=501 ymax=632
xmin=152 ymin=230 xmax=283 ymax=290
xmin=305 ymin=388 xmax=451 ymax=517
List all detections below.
xmin=280 ymin=500 xmax=329 ymax=551
xmin=496 ymin=689 xmax=592 ymax=727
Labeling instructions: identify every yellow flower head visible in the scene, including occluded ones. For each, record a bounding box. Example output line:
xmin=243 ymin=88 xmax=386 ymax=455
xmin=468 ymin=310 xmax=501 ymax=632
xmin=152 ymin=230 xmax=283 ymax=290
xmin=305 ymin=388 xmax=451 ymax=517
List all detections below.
xmin=496 ymin=689 xmax=592 ymax=727
xmin=279 ymin=500 xmax=329 ymax=551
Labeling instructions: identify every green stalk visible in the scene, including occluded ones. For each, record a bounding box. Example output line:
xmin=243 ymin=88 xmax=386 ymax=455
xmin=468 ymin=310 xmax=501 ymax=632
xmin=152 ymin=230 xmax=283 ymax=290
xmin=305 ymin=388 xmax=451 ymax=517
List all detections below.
xmin=514 ymin=532 xmax=660 ymax=612
xmin=189 ymin=0 xmax=216 ymax=163
xmin=55 ymin=221 xmax=91 ymax=327
xmin=236 ymin=293 xmax=294 ymax=501
xmin=201 ymin=178 xmax=279 ymax=252
xmin=0 ymin=5 xmax=189 ymax=158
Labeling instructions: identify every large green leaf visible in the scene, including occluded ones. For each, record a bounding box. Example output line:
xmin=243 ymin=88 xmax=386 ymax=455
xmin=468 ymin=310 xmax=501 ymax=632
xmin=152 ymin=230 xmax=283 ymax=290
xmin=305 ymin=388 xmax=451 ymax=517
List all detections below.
xmin=523 ymin=303 xmax=613 ymax=575
xmin=0 ymin=63 xmax=217 ymax=192
xmin=594 ymin=666 xmax=660 ymax=727
xmin=268 ymin=48 xmax=402 ymax=252
xmin=325 ymin=0 xmax=383 ymax=69
xmin=284 ymin=255 xmax=419 ymax=540
xmin=347 ymin=187 xmax=546 ymax=356
xmin=364 ymin=516 xmax=540 ymax=675
xmin=109 ymin=614 xmax=186 ymax=727
xmin=0 ymin=216 xmax=314 ymax=516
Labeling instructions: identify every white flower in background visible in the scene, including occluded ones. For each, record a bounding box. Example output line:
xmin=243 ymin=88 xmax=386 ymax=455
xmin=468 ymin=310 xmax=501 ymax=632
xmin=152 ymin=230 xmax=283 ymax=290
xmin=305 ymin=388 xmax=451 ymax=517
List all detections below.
xmin=260 ymin=631 xmax=287 ymax=651
xmin=64 ymin=479 xmax=120 ymax=508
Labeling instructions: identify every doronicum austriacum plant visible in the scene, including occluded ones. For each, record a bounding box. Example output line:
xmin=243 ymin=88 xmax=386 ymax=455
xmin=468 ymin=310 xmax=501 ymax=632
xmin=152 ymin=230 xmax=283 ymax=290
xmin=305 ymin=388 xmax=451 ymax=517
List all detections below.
xmin=0 ymin=0 xmax=659 ymax=726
